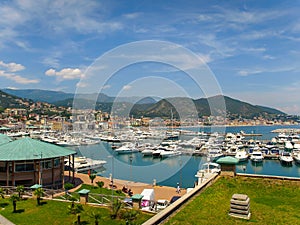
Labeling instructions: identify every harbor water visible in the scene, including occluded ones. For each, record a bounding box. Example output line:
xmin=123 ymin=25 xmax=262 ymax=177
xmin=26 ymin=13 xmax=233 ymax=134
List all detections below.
xmin=73 ymin=125 xmax=300 ymax=188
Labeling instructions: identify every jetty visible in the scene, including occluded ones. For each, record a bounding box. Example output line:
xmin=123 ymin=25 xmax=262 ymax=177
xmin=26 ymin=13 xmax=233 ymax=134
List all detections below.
xmin=271 ymin=128 xmax=300 ymax=134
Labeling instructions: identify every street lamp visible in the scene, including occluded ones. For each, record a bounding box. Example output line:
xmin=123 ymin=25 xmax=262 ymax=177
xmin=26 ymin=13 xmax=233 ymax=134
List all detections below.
xmin=129 ymin=154 xmax=133 ymax=186
xmin=34 ymin=152 xmax=43 ymax=186
xmin=107 ymin=154 xmax=114 ymax=203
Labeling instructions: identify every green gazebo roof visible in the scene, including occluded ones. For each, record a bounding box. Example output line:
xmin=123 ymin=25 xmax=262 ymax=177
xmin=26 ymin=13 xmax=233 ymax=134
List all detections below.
xmin=78 ymin=189 xmax=90 ymax=195
xmin=131 ymin=194 xmax=144 ymax=200
xmin=0 ymin=134 xmax=12 ymax=146
xmin=216 ymin=156 xmax=239 ymax=164
xmin=30 ymin=184 xmax=42 ymax=189
xmin=0 ymin=137 xmax=75 ymax=161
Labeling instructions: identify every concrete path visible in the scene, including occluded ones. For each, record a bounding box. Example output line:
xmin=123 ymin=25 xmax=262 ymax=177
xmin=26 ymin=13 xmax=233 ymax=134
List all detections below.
xmin=65 ymin=172 xmax=187 ymax=201
xmin=0 ymin=215 xmax=15 ymax=225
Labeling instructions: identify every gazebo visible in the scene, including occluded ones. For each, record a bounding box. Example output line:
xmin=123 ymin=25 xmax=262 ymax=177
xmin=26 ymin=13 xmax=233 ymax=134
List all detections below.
xmin=0 ymin=137 xmax=76 ymax=188
xmin=216 ymin=156 xmax=239 ymax=176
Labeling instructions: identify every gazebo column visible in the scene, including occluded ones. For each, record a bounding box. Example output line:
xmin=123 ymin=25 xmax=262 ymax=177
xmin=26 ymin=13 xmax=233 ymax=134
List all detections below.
xmin=11 ymin=161 xmax=15 ymax=186
xmin=68 ymin=155 xmax=71 ymax=180
xmin=34 ymin=160 xmax=38 ymax=184
xmin=6 ymin=162 xmax=9 ymax=186
xmin=61 ymin=157 xmax=64 ymax=188
xmin=51 ymin=158 xmax=54 ymax=188
xmin=72 ymin=154 xmax=75 ymax=184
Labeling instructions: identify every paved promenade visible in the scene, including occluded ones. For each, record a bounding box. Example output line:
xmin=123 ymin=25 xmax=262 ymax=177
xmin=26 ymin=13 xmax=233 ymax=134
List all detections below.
xmin=65 ymin=172 xmax=187 ymax=201
xmin=0 ymin=215 xmax=15 ymax=225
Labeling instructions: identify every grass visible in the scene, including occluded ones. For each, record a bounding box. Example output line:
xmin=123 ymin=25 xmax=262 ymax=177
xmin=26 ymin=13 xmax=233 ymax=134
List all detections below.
xmin=165 ymin=176 xmax=300 ymax=225
xmin=0 ymin=197 xmax=151 ymax=225
xmin=76 ymin=184 xmax=126 ymax=196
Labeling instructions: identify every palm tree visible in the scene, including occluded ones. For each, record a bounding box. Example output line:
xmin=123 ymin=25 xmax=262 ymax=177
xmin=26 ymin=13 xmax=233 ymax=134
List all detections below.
xmin=16 ymin=185 xmax=24 ymax=199
xmin=89 ymin=210 xmax=101 ymax=225
xmin=9 ymin=194 xmax=20 ymax=213
xmin=121 ymin=209 xmax=139 ymax=225
xmin=89 ymin=174 xmax=97 ymax=184
xmin=68 ymin=203 xmax=83 ymax=225
xmin=110 ymin=198 xmax=123 ymax=219
xmin=0 ymin=187 xmax=5 ymax=199
xmin=34 ymin=187 xmax=44 ymax=205
xmin=68 ymin=195 xmax=78 ymax=209
xmin=96 ymin=181 xmax=104 ymax=188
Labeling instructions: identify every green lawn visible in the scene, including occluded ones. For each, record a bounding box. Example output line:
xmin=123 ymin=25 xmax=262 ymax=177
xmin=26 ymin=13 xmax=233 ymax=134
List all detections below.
xmin=76 ymin=184 xmax=126 ymax=196
xmin=0 ymin=197 xmax=151 ymax=225
xmin=165 ymin=176 xmax=300 ymax=225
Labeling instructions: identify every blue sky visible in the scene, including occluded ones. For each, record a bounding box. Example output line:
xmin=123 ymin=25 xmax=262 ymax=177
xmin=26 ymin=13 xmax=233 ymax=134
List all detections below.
xmin=0 ymin=0 xmax=299 ymax=115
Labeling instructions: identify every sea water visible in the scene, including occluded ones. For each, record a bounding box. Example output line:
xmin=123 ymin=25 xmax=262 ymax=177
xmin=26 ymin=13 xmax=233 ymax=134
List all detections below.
xmin=74 ymin=125 xmax=300 ymax=188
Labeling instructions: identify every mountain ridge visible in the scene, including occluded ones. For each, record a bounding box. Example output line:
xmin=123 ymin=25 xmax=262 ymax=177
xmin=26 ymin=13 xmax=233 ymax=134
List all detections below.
xmin=0 ymin=88 xmax=286 ymax=119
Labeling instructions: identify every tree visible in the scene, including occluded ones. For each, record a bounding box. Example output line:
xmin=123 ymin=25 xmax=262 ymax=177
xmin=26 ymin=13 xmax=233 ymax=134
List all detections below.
xmin=89 ymin=210 xmax=101 ymax=225
xmin=68 ymin=203 xmax=83 ymax=225
xmin=16 ymin=185 xmax=24 ymax=199
xmin=34 ymin=187 xmax=44 ymax=205
xmin=96 ymin=181 xmax=104 ymax=188
xmin=120 ymin=209 xmax=140 ymax=225
xmin=9 ymin=194 xmax=20 ymax=213
xmin=0 ymin=187 xmax=5 ymax=199
xmin=64 ymin=182 xmax=74 ymax=192
xmin=110 ymin=198 xmax=123 ymax=219
xmin=89 ymin=174 xmax=97 ymax=184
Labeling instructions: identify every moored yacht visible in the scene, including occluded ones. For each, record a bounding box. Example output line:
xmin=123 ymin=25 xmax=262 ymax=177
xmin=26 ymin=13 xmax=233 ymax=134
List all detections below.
xmin=293 ymin=151 xmax=300 ymax=164
xmin=279 ymin=151 xmax=293 ymax=165
xmin=250 ymin=151 xmax=264 ymax=162
xmin=65 ymin=156 xmax=107 ymax=173
xmin=235 ymin=150 xmax=248 ymax=162
xmin=207 ymin=148 xmax=223 ymax=162
xmin=115 ymin=143 xmax=138 ymax=154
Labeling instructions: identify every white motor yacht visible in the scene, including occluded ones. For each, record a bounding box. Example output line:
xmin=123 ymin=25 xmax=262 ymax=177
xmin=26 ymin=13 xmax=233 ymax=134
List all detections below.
xmin=207 ymin=148 xmax=223 ymax=161
xmin=235 ymin=150 xmax=249 ymax=162
xmin=115 ymin=143 xmax=138 ymax=154
xmin=141 ymin=148 xmax=154 ymax=156
xmin=160 ymin=150 xmax=181 ymax=158
xmin=65 ymin=156 xmax=107 ymax=173
xmin=293 ymin=152 xmax=300 ymax=164
xmin=250 ymin=151 xmax=264 ymax=162
xmin=279 ymin=151 xmax=293 ymax=164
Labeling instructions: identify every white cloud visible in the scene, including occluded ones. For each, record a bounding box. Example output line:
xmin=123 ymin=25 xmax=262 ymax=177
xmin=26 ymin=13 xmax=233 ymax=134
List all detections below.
xmin=237 ymin=65 xmax=297 ymax=77
xmin=123 ymin=13 xmax=141 ymax=19
xmin=0 ymin=60 xmax=25 ymax=72
xmin=45 ymin=68 xmax=84 ymax=80
xmin=122 ymin=85 xmax=132 ymax=90
xmin=238 ymin=70 xmax=263 ymax=76
xmin=0 ymin=70 xmax=39 ymax=84
xmin=102 ymin=84 xmax=111 ymax=90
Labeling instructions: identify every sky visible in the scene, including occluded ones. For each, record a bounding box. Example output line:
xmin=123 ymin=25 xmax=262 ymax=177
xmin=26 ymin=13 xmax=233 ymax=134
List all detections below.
xmin=0 ymin=0 xmax=300 ymax=115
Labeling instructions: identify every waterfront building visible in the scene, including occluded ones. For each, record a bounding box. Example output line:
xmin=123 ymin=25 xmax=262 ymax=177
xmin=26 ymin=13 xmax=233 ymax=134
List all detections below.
xmin=0 ymin=137 xmax=76 ymax=188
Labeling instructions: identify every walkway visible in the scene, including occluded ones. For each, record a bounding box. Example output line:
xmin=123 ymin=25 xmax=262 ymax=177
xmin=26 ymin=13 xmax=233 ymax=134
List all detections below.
xmin=65 ymin=172 xmax=187 ymax=201
xmin=0 ymin=215 xmax=15 ymax=225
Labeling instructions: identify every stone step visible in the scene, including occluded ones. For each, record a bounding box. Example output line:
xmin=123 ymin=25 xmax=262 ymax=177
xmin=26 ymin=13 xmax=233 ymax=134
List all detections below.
xmin=230 ymin=198 xmax=250 ymax=206
xmin=231 ymin=194 xmax=248 ymax=201
xmin=230 ymin=204 xmax=250 ymax=210
xmin=229 ymin=208 xmax=250 ymax=215
xmin=229 ymin=212 xmax=251 ymax=220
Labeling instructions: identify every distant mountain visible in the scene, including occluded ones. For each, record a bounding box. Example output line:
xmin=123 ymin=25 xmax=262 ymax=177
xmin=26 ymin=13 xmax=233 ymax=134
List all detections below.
xmin=2 ymin=89 xmax=74 ymax=103
xmin=0 ymin=90 xmax=33 ymax=111
xmin=2 ymin=88 xmax=158 ymax=104
xmin=1 ymin=88 xmax=285 ymax=119
xmin=130 ymin=95 xmax=285 ymax=119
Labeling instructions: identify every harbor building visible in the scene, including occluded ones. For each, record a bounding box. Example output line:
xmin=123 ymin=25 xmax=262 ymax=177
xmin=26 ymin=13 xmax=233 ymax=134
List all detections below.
xmin=0 ymin=137 xmax=76 ymax=188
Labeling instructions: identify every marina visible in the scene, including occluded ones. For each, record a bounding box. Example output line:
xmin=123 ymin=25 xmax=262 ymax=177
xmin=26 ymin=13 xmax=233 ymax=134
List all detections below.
xmin=2 ymin=124 xmax=300 ymax=188
xmin=62 ymin=125 xmax=300 ymax=188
